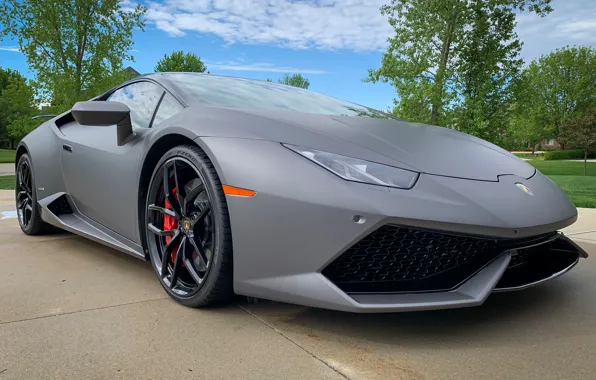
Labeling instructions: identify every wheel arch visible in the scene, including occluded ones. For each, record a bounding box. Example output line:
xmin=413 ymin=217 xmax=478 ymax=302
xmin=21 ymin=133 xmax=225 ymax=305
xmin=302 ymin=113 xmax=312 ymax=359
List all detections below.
xmin=15 ymin=142 xmax=29 ymax=168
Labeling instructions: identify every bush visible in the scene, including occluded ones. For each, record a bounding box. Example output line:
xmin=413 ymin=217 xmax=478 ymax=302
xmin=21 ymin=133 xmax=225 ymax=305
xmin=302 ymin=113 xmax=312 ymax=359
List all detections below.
xmin=544 ymin=149 xmax=596 ymax=160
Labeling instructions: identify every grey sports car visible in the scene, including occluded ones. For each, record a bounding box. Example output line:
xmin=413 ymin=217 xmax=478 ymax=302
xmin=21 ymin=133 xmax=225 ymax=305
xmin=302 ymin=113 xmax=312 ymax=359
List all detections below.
xmin=15 ymin=72 xmax=588 ymax=312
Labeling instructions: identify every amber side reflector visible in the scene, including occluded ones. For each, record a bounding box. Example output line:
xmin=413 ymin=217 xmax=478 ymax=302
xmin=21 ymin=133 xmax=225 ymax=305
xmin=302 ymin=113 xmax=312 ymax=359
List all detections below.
xmin=222 ymin=184 xmax=256 ymax=197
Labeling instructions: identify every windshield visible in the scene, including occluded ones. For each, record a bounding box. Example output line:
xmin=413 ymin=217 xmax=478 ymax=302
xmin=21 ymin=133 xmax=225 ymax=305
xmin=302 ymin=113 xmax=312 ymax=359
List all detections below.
xmin=162 ymin=73 xmax=397 ymax=119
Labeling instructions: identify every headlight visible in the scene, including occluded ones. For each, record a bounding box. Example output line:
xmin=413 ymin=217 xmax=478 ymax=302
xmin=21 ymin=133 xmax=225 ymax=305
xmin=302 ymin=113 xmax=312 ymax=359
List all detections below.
xmin=283 ymin=144 xmax=419 ymax=189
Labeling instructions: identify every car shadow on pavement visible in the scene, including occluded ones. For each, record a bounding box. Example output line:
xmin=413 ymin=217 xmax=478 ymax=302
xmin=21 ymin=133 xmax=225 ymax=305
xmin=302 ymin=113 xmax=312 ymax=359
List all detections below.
xmin=240 ymin=277 xmax=588 ymax=349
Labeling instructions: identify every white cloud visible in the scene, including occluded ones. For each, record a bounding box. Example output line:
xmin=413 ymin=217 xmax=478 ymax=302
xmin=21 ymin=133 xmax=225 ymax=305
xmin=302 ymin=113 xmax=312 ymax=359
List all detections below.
xmin=205 ymin=60 xmax=327 ymax=74
xmin=146 ymin=0 xmax=392 ymax=51
xmin=146 ymin=0 xmax=596 ymax=59
xmin=515 ymin=0 xmax=596 ymax=61
xmin=0 ymin=46 xmax=20 ymax=52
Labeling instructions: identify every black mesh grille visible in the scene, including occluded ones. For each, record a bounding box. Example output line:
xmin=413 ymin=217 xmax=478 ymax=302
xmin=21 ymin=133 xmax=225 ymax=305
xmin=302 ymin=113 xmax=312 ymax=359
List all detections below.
xmin=322 ymin=225 xmax=558 ymax=294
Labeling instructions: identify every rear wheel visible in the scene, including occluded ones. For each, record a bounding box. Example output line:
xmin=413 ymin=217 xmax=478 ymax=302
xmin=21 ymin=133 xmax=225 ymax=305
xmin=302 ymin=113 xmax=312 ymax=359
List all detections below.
xmin=15 ymin=154 xmax=50 ymax=235
xmin=145 ymin=145 xmax=234 ymax=307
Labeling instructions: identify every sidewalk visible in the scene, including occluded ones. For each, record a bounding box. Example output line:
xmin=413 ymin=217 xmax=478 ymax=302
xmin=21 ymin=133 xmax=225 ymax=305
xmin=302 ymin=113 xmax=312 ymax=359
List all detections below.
xmin=562 ymin=207 xmax=596 ymax=250
xmin=0 ymin=163 xmax=14 ymax=176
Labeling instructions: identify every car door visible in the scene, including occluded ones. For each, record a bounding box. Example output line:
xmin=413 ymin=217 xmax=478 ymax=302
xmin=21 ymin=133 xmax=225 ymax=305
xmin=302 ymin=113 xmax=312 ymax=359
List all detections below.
xmin=60 ymin=81 xmax=167 ymax=243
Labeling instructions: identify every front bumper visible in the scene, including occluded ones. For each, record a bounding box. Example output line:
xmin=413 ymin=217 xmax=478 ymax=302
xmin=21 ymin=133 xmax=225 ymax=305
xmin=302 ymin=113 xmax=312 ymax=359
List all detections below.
xmin=198 ymin=137 xmax=587 ymax=313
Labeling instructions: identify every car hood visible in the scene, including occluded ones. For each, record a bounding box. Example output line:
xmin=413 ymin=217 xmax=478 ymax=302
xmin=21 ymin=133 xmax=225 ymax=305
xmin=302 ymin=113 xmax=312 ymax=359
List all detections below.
xmin=184 ymin=106 xmax=535 ymax=181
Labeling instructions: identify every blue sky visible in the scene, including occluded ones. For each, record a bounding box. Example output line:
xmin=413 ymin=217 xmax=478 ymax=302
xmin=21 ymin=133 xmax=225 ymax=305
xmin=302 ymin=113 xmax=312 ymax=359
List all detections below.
xmin=1 ymin=0 xmax=595 ymax=111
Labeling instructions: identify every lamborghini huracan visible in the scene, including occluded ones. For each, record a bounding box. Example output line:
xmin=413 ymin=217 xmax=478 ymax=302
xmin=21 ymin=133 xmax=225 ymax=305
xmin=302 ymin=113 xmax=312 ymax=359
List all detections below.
xmin=15 ymin=72 xmax=588 ymax=312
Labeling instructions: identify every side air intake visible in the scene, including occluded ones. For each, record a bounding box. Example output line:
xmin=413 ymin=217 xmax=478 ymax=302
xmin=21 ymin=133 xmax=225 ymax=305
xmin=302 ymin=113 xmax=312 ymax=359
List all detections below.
xmin=47 ymin=194 xmax=74 ymax=216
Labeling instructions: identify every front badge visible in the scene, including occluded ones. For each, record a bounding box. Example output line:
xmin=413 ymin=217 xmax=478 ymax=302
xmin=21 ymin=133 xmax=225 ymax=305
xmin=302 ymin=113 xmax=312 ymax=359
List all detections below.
xmin=515 ymin=183 xmax=533 ymax=196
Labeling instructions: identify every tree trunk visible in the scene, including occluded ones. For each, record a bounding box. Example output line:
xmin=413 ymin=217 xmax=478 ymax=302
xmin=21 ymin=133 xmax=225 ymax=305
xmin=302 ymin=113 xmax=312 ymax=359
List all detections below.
xmin=432 ymin=9 xmax=458 ymax=126
xmin=531 ymin=144 xmax=536 ymax=155
xmin=585 ymin=149 xmax=588 ymax=177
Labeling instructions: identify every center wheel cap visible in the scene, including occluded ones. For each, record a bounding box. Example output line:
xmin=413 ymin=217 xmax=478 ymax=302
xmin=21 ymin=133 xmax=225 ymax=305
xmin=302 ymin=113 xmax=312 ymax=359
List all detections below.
xmin=181 ymin=218 xmax=192 ymax=234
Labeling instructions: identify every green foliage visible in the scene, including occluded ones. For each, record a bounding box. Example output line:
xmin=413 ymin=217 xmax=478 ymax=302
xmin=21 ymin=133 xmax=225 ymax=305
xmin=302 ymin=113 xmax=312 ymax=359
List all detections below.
xmin=154 ymin=51 xmax=207 ymax=73
xmin=558 ymin=108 xmax=596 ymax=175
xmin=0 ymin=149 xmax=16 ymax=163
xmin=277 ymin=73 xmax=310 ymax=89
xmin=0 ymin=0 xmax=146 ymax=112
xmin=515 ymin=46 xmax=596 ymax=144
xmin=367 ymin=0 xmax=552 ymax=145
xmin=544 ymin=149 xmax=596 ymax=161
xmin=0 ymin=68 xmax=41 ymax=146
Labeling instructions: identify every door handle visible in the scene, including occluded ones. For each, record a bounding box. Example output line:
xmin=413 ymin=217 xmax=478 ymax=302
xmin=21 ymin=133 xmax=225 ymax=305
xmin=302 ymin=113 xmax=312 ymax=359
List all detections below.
xmin=62 ymin=144 xmax=73 ymax=152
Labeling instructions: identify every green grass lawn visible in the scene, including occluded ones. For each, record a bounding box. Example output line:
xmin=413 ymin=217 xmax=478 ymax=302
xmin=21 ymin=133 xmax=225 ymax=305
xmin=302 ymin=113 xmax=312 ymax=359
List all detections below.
xmin=0 ymin=175 xmax=15 ymax=190
xmin=547 ymin=176 xmax=596 ymax=208
xmin=525 ymin=159 xmax=596 ymax=208
xmin=0 ymin=149 xmax=16 ymax=163
xmin=527 ymin=159 xmax=596 ymax=176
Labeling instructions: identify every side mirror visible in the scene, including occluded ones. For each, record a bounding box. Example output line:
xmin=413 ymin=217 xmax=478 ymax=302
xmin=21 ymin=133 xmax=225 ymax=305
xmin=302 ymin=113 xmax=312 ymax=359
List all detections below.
xmin=71 ymin=101 xmax=135 ymax=146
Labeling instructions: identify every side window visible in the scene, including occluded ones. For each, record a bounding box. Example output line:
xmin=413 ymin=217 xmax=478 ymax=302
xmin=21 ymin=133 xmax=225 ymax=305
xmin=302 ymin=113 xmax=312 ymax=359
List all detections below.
xmin=153 ymin=93 xmax=184 ymax=127
xmin=107 ymin=82 xmax=164 ymax=128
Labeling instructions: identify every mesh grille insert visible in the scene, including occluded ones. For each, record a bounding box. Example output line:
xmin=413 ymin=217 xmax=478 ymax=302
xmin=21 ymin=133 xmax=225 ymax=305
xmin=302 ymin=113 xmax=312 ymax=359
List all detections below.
xmin=322 ymin=225 xmax=557 ymax=294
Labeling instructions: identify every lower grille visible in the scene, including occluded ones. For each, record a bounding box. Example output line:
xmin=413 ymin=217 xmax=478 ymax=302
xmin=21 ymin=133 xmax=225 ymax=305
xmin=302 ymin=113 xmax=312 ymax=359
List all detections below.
xmin=322 ymin=225 xmax=558 ymax=294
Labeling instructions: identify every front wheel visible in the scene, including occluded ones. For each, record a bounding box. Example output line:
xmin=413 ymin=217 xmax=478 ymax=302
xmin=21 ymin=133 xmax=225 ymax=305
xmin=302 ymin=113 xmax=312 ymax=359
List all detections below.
xmin=15 ymin=154 xmax=50 ymax=235
xmin=144 ymin=145 xmax=234 ymax=307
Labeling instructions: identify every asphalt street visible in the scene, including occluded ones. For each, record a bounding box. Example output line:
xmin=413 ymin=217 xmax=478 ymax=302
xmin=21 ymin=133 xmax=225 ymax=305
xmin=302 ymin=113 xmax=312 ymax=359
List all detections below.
xmin=1 ymin=189 xmax=595 ymax=380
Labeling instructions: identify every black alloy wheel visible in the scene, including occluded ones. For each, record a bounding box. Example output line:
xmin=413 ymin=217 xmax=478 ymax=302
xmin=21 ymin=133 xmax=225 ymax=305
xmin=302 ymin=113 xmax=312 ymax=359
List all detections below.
xmin=145 ymin=145 xmax=233 ymax=307
xmin=15 ymin=154 xmax=49 ymax=235
xmin=16 ymin=159 xmax=33 ymax=228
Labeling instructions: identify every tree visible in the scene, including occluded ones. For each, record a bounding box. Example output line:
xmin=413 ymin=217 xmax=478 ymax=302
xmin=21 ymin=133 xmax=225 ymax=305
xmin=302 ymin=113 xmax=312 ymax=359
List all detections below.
xmin=0 ymin=69 xmax=39 ymax=147
xmin=0 ymin=0 xmax=146 ymax=112
xmin=155 ymin=51 xmax=207 ymax=73
xmin=559 ymin=109 xmax=596 ymax=176
xmin=366 ymin=0 xmax=552 ymax=137
xmin=515 ymin=46 xmax=596 ymax=148
xmin=277 ymin=73 xmax=310 ymax=89
xmin=509 ymin=104 xmax=545 ymax=154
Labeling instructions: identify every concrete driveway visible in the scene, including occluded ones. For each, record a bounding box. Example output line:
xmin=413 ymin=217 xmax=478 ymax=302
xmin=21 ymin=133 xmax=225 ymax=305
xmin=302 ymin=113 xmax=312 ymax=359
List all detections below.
xmin=1 ymin=189 xmax=595 ymax=380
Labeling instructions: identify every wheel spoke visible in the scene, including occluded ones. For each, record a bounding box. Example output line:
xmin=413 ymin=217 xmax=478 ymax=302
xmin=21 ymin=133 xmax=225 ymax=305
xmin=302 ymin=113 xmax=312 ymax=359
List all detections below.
xmin=148 ymin=223 xmax=176 ymax=237
xmin=169 ymin=237 xmax=186 ymax=289
xmin=191 ymin=205 xmax=210 ymax=227
xmin=18 ymin=198 xmax=27 ymax=210
xmin=22 ymin=166 xmax=31 ymax=194
xmin=188 ymin=235 xmax=209 ymax=267
xmin=148 ymin=204 xmax=177 ymax=219
xmin=184 ymin=257 xmax=203 ymax=284
xmin=160 ymin=231 xmax=181 ymax=277
xmin=172 ymin=161 xmax=186 ymax=216
xmin=163 ymin=163 xmax=182 ymax=217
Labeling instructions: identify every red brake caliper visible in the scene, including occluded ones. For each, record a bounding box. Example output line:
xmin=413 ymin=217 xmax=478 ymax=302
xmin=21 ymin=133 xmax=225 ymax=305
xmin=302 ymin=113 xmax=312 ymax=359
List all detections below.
xmin=163 ymin=188 xmax=179 ymax=264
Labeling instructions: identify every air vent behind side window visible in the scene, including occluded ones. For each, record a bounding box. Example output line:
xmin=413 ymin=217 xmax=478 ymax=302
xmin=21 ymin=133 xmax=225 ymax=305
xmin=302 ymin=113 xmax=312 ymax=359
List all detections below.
xmin=55 ymin=112 xmax=75 ymax=128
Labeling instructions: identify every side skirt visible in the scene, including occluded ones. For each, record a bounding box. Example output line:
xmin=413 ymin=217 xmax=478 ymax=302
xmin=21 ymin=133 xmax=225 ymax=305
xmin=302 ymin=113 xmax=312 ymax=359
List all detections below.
xmin=38 ymin=192 xmax=146 ymax=260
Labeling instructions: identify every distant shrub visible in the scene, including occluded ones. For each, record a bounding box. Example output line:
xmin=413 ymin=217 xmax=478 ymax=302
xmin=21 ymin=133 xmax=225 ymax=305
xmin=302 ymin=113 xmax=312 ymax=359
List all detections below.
xmin=544 ymin=149 xmax=596 ymax=160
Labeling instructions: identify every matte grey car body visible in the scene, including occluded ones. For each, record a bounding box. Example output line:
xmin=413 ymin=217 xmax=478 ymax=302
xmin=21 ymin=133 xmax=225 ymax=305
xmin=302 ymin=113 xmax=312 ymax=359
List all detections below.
xmin=16 ymin=72 xmax=588 ymax=312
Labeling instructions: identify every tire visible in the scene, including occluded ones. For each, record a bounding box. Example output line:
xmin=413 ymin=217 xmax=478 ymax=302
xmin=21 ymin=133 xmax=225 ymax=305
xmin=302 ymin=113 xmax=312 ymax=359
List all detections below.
xmin=144 ymin=145 xmax=234 ymax=307
xmin=15 ymin=153 xmax=51 ymax=235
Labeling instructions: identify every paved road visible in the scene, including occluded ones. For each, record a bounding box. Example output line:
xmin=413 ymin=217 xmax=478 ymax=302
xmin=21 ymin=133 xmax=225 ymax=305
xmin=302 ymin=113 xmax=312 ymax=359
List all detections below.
xmin=0 ymin=163 xmax=14 ymax=177
xmin=1 ymin=190 xmax=595 ymax=380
